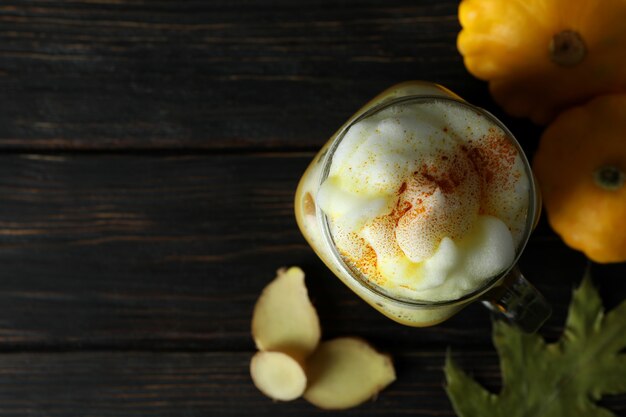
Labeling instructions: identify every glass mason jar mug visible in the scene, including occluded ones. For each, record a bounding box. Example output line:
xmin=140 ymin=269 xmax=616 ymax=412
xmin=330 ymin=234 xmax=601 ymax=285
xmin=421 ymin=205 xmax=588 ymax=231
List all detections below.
xmin=294 ymin=81 xmax=551 ymax=332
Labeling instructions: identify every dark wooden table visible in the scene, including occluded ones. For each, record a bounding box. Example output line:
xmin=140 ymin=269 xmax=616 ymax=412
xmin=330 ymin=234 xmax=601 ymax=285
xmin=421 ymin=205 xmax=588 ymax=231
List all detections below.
xmin=1 ymin=1 xmax=625 ymax=416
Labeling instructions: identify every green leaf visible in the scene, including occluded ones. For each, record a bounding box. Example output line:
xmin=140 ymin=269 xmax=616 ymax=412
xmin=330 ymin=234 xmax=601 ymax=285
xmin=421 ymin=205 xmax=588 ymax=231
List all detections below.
xmin=445 ymin=272 xmax=626 ymax=417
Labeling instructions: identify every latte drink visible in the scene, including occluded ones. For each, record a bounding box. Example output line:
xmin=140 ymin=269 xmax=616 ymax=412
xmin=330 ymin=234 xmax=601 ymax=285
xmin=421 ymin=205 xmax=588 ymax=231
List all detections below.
xmin=295 ymin=82 xmax=536 ymax=326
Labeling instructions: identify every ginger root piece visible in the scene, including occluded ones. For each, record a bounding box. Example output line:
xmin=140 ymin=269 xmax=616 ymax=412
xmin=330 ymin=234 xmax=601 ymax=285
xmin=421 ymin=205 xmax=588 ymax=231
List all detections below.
xmin=251 ymin=267 xmax=396 ymax=409
xmin=303 ymin=337 xmax=396 ymax=410
xmin=252 ymin=266 xmax=321 ymax=361
xmin=250 ymin=351 xmax=307 ymax=401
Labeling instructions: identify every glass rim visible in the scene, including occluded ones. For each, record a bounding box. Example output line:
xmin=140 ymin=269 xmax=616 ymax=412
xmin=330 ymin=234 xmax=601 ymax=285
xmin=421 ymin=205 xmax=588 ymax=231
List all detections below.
xmin=316 ymin=94 xmax=538 ymax=308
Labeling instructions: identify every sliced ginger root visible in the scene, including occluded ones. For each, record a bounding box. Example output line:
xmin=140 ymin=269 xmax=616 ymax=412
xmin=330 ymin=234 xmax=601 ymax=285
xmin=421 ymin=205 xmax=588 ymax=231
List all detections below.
xmin=252 ymin=266 xmax=321 ymax=361
xmin=303 ymin=337 xmax=396 ymax=409
xmin=250 ymin=351 xmax=307 ymax=401
xmin=251 ymin=268 xmax=396 ymax=409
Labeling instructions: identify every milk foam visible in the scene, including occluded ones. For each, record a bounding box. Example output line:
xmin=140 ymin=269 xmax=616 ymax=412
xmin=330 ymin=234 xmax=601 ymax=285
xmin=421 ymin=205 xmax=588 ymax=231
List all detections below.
xmin=317 ymin=100 xmax=529 ymax=301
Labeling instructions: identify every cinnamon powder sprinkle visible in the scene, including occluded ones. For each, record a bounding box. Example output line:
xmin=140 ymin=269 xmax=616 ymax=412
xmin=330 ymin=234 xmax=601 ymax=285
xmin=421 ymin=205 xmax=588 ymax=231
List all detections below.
xmin=335 ymin=128 xmax=520 ymax=287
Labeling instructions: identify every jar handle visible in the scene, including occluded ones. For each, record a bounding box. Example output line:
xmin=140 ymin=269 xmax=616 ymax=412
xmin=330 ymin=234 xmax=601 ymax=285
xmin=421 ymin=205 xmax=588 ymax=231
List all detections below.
xmin=481 ymin=266 xmax=552 ymax=333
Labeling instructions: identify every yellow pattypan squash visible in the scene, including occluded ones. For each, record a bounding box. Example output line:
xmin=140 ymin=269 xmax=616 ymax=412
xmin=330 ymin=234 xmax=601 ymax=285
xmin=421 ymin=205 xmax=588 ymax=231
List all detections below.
xmin=533 ymin=94 xmax=626 ymax=263
xmin=458 ymin=0 xmax=626 ymax=124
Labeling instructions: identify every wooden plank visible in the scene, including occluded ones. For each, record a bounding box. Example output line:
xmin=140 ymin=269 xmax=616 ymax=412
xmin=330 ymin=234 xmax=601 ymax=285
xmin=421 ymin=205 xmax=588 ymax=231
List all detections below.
xmin=0 ymin=350 xmax=622 ymax=416
xmin=0 ymin=350 xmax=623 ymax=416
xmin=0 ymin=350 xmax=477 ymax=416
xmin=0 ymin=0 xmax=542 ymax=150
xmin=1 ymin=153 xmax=623 ymax=350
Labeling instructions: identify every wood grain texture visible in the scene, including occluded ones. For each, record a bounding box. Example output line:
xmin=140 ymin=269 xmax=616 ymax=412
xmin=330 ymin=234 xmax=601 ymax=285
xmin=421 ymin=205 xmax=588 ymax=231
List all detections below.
xmin=0 ymin=153 xmax=623 ymax=352
xmin=0 ymin=0 xmax=541 ymax=150
xmin=0 ymin=350 xmax=622 ymax=416
xmin=0 ymin=351 xmax=470 ymax=416
xmin=1 ymin=1 xmax=625 ymax=415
